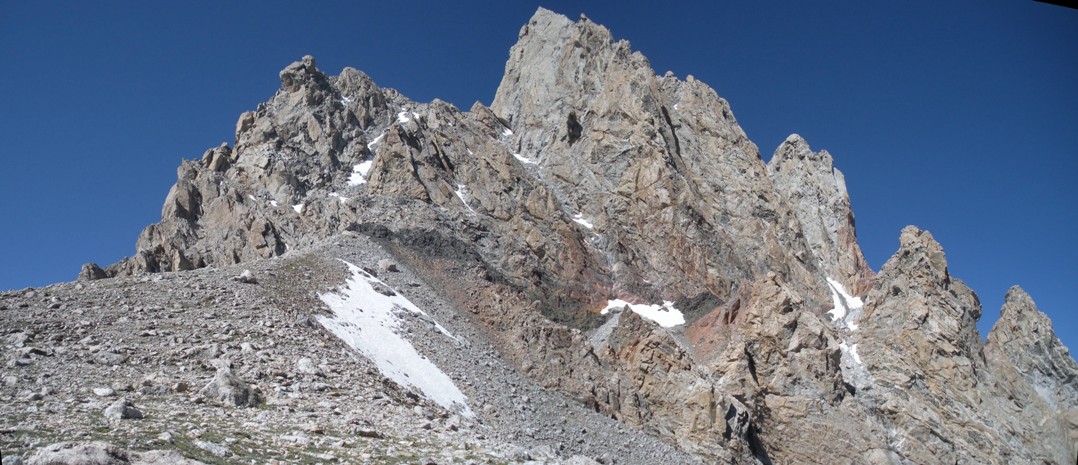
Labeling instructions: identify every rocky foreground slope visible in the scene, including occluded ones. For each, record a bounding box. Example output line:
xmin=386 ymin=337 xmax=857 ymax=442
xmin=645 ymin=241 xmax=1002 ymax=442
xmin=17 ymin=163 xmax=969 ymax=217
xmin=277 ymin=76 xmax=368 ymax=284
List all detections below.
xmin=3 ymin=8 xmax=1075 ymax=465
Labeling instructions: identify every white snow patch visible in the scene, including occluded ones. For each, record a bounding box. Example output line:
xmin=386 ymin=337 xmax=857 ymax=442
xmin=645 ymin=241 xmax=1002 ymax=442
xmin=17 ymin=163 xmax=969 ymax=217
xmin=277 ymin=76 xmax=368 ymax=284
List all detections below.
xmin=502 ymin=127 xmax=513 ymax=136
xmin=329 ymin=192 xmax=350 ymax=204
xmin=513 ymin=153 xmax=538 ymax=165
xmin=269 ymin=200 xmax=279 ymax=208
xmin=839 ymin=341 xmax=863 ymax=365
xmin=396 ymin=110 xmax=421 ymax=124
xmin=454 ymin=184 xmax=476 ymax=214
xmin=366 ymin=132 xmax=385 ymax=151
xmin=340 ymin=96 xmax=352 ymax=105
xmin=601 ymin=299 xmax=685 ymax=328
xmin=318 ymin=261 xmax=472 ymax=416
xmin=825 ymin=277 xmax=863 ymax=330
xmin=348 ymin=160 xmax=374 ymax=186
xmin=292 ymin=203 xmax=304 ymax=214
xmin=572 ymin=214 xmax=594 ymax=229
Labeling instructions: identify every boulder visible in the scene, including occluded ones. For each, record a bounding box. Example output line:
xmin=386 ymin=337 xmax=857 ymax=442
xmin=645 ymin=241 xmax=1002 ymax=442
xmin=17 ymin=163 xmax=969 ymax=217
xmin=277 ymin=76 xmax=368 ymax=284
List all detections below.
xmin=198 ymin=369 xmax=263 ymax=407
xmin=77 ymin=263 xmax=108 ymax=281
xmin=103 ymin=397 xmax=142 ymax=420
xmin=26 ymin=442 xmax=205 ymax=465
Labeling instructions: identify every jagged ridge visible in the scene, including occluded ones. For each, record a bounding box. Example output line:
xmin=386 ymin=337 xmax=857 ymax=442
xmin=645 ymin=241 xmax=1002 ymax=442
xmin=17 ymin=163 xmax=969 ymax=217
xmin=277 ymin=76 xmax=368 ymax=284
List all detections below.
xmin=77 ymin=7 xmax=1076 ymax=464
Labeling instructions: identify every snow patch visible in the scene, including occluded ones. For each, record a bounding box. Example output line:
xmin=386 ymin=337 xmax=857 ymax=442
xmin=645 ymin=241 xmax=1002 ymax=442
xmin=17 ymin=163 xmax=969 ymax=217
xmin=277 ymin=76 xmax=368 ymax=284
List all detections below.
xmin=397 ymin=110 xmax=421 ymax=124
xmin=269 ymin=200 xmax=279 ymax=208
xmin=601 ymin=299 xmax=685 ymax=328
xmin=572 ymin=213 xmax=594 ymax=229
xmin=292 ymin=203 xmax=304 ymax=214
xmin=513 ymin=153 xmax=538 ymax=165
xmin=318 ymin=261 xmax=472 ymax=416
xmin=839 ymin=342 xmax=863 ymax=365
xmin=502 ymin=127 xmax=513 ymax=136
xmin=366 ymin=132 xmax=385 ymax=151
xmin=329 ymin=192 xmax=350 ymax=204
xmin=454 ymin=184 xmax=476 ymax=214
xmin=825 ymin=277 xmax=863 ymax=330
xmin=348 ymin=160 xmax=374 ymax=186
xmin=247 ymin=195 xmax=257 ymax=202
xmin=340 ymin=96 xmax=352 ymax=105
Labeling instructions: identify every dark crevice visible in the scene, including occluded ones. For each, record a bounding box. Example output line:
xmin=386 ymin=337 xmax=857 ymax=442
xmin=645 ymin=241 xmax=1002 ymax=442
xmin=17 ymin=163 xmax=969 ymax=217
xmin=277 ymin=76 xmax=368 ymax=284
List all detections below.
xmin=745 ymin=349 xmax=759 ymax=385
xmin=660 ymin=106 xmax=682 ymax=158
xmin=566 ymin=112 xmax=582 ymax=145
xmin=746 ymin=424 xmax=773 ymax=465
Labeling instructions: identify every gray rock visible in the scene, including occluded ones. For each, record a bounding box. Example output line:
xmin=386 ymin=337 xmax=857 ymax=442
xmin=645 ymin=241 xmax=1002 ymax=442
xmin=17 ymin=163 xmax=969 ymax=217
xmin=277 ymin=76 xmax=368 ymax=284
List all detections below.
xmin=295 ymin=357 xmax=322 ymax=376
xmin=27 ymin=441 xmax=128 ymax=465
xmin=767 ymin=134 xmax=874 ymax=293
xmin=25 ymin=441 xmax=205 ymax=465
xmin=78 ymin=263 xmax=109 ymax=281
xmin=193 ymin=440 xmax=231 ymax=458
xmin=377 ymin=259 xmax=398 ymax=272
xmin=103 ymin=397 xmax=142 ymax=420
xmin=198 ymin=369 xmax=263 ymax=407
xmin=92 ymin=387 xmax=115 ymax=397
xmin=93 ymin=352 xmax=127 ymax=366
xmin=134 ymin=450 xmax=206 ymax=465
xmin=234 ymin=270 xmax=257 ymax=284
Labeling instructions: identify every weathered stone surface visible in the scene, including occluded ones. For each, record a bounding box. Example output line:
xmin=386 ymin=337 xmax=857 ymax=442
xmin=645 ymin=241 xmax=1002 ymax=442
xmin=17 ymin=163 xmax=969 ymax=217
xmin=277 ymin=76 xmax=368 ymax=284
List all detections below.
xmin=25 ymin=441 xmax=205 ymax=465
xmin=985 ymin=286 xmax=1078 ymax=462
xmin=77 ymin=263 xmax=108 ymax=281
xmin=198 ymin=369 xmax=263 ymax=408
xmin=27 ymin=441 xmax=129 ymax=465
xmin=69 ymin=7 xmax=1076 ymax=465
xmin=853 ymin=226 xmax=1075 ymax=464
xmin=987 ymin=286 xmax=1078 ymax=410
xmin=490 ymin=8 xmax=824 ymax=309
xmin=767 ymin=134 xmax=873 ymax=294
xmin=103 ymin=397 xmax=142 ymax=420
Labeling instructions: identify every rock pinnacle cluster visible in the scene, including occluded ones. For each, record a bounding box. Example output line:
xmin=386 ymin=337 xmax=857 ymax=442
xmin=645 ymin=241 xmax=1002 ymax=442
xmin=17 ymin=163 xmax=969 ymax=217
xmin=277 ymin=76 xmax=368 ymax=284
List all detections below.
xmin=2 ymin=8 xmax=1074 ymax=465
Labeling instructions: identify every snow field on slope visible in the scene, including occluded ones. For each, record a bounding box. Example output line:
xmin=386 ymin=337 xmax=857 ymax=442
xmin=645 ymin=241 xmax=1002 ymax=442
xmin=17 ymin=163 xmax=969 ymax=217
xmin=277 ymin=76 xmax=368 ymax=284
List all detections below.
xmin=317 ymin=260 xmax=473 ymax=416
xmin=601 ymin=299 xmax=685 ymax=328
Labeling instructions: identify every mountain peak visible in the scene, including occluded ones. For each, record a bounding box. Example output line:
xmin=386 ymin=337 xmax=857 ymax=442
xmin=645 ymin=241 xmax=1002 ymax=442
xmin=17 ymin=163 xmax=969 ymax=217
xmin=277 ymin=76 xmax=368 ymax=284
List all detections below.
xmin=42 ymin=10 xmax=1074 ymax=465
xmin=767 ymin=134 xmax=872 ymax=293
xmin=988 ymin=285 xmax=1077 ymax=406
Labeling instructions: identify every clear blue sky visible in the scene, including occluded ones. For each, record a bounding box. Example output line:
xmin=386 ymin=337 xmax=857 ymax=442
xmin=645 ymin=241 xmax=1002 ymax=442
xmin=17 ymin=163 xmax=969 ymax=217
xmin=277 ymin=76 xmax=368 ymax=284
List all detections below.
xmin=1 ymin=1 xmax=1074 ymax=349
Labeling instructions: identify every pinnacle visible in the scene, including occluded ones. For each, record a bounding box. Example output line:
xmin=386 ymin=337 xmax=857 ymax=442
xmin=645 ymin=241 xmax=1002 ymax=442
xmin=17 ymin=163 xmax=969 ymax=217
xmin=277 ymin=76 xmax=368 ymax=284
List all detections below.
xmin=769 ymin=133 xmax=823 ymax=167
xmin=998 ymin=285 xmax=1045 ymax=323
xmin=1004 ymin=285 xmax=1031 ymax=303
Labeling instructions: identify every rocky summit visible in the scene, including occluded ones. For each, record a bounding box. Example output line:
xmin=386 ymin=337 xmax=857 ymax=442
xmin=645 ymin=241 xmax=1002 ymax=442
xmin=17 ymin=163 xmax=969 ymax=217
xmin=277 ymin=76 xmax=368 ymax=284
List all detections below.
xmin=2 ymin=8 xmax=1074 ymax=465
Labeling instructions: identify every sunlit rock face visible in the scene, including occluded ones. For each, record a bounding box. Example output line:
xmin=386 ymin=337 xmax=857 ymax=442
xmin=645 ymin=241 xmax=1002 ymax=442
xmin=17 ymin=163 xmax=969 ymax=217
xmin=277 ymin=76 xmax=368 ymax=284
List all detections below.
xmin=98 ymin=8 xmax=1076 ymax=464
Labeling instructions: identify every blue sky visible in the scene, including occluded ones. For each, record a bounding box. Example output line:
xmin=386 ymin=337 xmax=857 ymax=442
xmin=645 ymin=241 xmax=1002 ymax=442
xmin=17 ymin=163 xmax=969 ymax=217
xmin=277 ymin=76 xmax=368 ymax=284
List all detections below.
xmin=1 ymin=1 xmax=1074 ymax=349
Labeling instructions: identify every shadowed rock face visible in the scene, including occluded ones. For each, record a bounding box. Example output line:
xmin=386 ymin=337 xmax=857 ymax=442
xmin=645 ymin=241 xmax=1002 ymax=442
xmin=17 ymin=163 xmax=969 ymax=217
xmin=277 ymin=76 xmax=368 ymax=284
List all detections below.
xmin=95 ymin=7 xmax=1076 ymax=464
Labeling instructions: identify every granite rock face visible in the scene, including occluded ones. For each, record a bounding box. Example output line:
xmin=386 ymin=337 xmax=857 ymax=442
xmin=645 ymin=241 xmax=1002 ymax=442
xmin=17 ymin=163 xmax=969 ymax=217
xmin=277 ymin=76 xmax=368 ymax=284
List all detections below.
xmin=75 ymin=7 xmax=1078 ymax=465
xmin=767 ymin=134 xmax=874 ymax=294
xmin=986 ymin=286 xmax=1078 ymax=462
